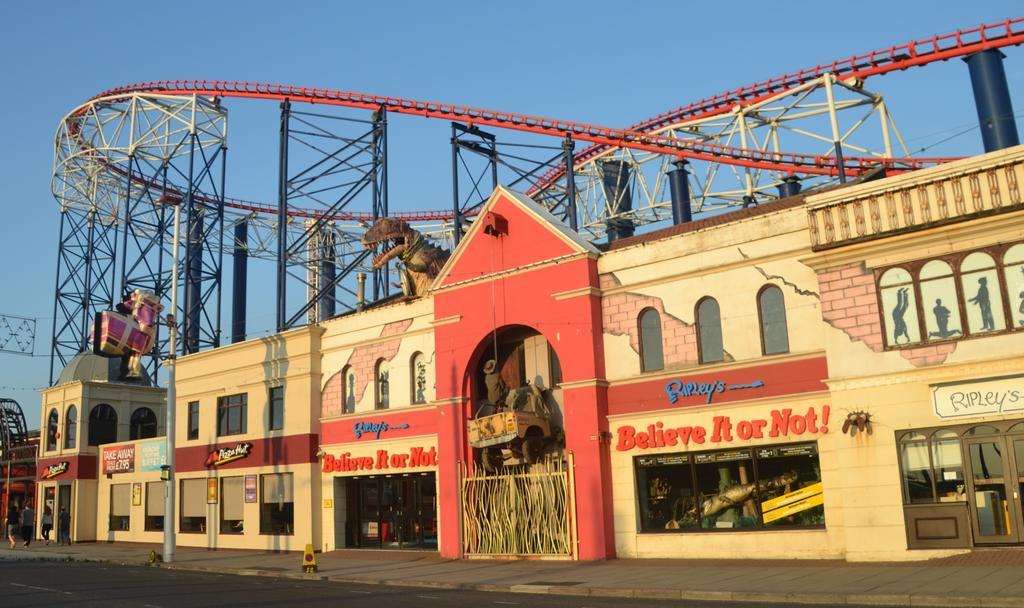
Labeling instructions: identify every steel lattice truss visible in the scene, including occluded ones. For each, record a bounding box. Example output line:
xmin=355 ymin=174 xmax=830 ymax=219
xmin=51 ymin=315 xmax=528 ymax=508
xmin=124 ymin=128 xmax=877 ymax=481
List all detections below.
xmin=0 ymin=315 xmax=35 ymax=356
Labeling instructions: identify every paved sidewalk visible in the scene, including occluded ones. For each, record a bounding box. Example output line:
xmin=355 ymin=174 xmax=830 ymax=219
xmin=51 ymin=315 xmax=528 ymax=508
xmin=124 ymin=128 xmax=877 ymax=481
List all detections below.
xmin=3 ymin=542 xmax=1024 ymax=607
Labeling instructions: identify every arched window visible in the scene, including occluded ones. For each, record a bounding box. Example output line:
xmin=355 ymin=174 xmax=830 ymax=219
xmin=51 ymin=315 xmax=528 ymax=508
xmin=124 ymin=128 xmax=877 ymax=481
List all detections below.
xmin=879 ymin=267 xmax=921 ymax=346
xmin=88 ymin=404 xmax=118 ymax=446
xmin=342 ymin=365 xmax=356 ymax=414
xmin=638 ymin=308 xmax=664 ymax=372
xmin=130 ymin=407 xmax=158 ymax=440
xmin=64 ymin=405 xmax=77 ymax=449
xmin=960 ymin=252 xmax=1004 ymax=334
xmin=1002 ymin=244 xmax=1024 ymax=329
xmin=757 ymin=285 xmax=789 ymax=355
xmin=46 ymin=409 xmax=59 ymax=451
xmin=375 ymin=359 xmax=390 ymax=410
xmin=919 ymin=260 xmax=962 ymax=341
xmin=696 ymin=297 xmax=723 ymax=364
xmin=410 ymin=352 xmax=427 ymax=405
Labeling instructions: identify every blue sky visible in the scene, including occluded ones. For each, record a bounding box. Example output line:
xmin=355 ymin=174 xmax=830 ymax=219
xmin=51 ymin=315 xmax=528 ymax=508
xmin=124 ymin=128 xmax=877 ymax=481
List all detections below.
xmin=1 ymin=1 xmax=1020 ymax=429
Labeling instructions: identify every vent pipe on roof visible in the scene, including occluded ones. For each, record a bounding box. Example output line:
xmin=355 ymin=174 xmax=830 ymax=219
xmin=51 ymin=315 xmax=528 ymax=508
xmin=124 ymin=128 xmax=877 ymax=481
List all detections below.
xmin=965 ymin=49 xmax=1020 ymax=153
xmin=602 ymin=160 xmax=635 ymax=242
xmin=777 ymin=175 xmax=802 ymax=199
xmin=231 ymin=220 xmax=248 ymax=344
xmin=668 ymin=160 xmax=692 ymax=224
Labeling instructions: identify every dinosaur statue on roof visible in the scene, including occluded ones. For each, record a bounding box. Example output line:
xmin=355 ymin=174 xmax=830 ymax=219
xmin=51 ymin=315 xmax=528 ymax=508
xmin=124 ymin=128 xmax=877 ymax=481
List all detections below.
xmin=361 ymin=218 xmax=450 ymax=297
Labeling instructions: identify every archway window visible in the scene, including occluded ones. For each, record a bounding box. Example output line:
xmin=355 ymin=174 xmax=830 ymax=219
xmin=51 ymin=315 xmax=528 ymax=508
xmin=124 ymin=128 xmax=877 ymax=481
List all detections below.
xmin=757 ymin=285 xmax=789 ymax=355
xmin=696 ymin=297 xmax=723 ymax=364
xmin=130 ymin=407 xmax=158 ymax=440
xmin=638 ymin=308 xmax=664 ymax=372
xmin=960 ymin=252 xmax=1004 ymax=334
xmin=342 ymin=365 xmax=356 ymax=414
xmin=410 ymin=352 xmax=427 ymax=405
xmin=375 ymin=359 xmax=390 ymax=410
xmin=88 ymin=404 xmax=118 ymax=446
xmin=919 ymin=260 xmax=962 ymax=341
xmin=65 ymin=405 xmax=77 ymax=449
xmin=879 ymin=267 xmax=921 ymax=346
xmin=1002 ymin=244 xmax=1024 ymax=329
xmin=46 ymin=409 xmax=59 ymax=451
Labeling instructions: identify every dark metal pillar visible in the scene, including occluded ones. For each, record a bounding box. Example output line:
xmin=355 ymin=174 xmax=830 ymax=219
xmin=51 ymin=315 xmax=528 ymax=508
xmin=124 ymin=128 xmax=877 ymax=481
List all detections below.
xmin=965 ymin=49 xmax=1020 ymax=152
xmin=668 ymin=160 xmax=692 ymax=225
xmin=183 ymin=131 xmax=202 ymax=354
xmin=562 ymin=136 xmax=578 ymax=231
xmin=231 ymin=220 xmax=248 ymax=343
xmin=372 ymin=107 xmax=388 ymax=300
xmin=319 ymin=229 xmax=336 ymax=321
xmin=451 ymin=123 xmax=463 ymax=246
xmin=602 ymin=160 xmax=634 ymax=242
xmin=276 ymin=99 xmax=290 ymax=332
xmin=777 ymin=175 xmax=802 ymax=199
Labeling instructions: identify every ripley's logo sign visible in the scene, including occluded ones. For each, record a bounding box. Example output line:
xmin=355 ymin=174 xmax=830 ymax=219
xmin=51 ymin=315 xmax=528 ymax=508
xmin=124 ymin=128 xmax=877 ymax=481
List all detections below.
xmin=42 ymin=461 xmax=70 ymax=479
xmin=204 ymin=442 xmax=253 ymax=468
xmin=665 ymin=378 xmax=764 ymax=405
xmin=353 ymin=420 xmax=410 ymax=440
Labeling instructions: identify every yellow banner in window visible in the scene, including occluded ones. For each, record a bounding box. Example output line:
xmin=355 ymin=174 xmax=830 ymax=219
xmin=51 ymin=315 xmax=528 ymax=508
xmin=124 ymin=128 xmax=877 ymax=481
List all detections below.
xmin=760 ymin=482 xmax=822 ymax=512
xmin=763 ymin=492 xmax=824 ymax=524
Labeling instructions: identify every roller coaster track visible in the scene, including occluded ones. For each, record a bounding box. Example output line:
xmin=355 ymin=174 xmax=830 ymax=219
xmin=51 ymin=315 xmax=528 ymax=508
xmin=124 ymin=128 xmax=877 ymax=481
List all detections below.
xmin=77 ymin=17 xmax=1023 ymax=223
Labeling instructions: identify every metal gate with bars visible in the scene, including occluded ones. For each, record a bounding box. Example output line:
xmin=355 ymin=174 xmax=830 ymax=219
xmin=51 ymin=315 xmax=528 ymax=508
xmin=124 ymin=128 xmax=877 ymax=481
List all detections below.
xmin=461 ymin=457 xmax=574 ymax=556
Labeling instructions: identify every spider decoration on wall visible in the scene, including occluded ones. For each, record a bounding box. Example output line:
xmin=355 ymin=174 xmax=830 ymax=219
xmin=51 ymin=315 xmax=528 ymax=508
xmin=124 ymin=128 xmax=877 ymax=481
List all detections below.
xmin=842 ymin=411 xmax=873 ymax=436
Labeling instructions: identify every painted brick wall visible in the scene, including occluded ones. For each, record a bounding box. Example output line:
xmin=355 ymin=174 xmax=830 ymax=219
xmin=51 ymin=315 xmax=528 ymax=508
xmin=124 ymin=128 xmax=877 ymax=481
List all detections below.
xmin=321 ymin=318 xmax=414 ymax=417
xmin=600 ymin=273 xmax=698 ymax=369
xmin=818 ymin=263 xmax=957 ymax=366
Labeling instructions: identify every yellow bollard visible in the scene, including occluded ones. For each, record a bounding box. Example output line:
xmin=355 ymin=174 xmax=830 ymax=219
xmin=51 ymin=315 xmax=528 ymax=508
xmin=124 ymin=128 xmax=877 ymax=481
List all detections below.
xmin=302 ymin=544 xmax=318 ymax=573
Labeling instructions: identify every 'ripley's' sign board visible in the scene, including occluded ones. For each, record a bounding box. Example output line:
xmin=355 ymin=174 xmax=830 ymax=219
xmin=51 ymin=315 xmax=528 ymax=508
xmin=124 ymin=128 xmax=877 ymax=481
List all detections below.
xmin=932 ymin=374 xmax=1024 ymax=419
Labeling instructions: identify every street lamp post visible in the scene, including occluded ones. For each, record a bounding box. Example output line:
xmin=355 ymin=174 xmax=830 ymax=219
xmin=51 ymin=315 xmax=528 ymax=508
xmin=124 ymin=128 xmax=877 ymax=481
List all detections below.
xmin=161 ymin=195 xmax=182 ymax=563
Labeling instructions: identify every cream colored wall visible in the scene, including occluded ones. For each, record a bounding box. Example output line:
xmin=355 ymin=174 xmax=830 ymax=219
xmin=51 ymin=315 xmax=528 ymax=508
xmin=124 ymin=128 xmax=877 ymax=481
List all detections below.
xmin=318 ymin=434 xmax=439 ymax=552
xmin=320 ymin=298 xmax=436 ymax=415
xmin=95 ymin=467 xmax=163 ymax=544
xmin=609 ymin=393 xmax=842 ymax=560
xmin=599 ymin=206 xmax=825 ymax=381
xmin=175 ymin=326 xmax=322 ymax=444
xmin=75 ymin=480 xmax=97 ymax=542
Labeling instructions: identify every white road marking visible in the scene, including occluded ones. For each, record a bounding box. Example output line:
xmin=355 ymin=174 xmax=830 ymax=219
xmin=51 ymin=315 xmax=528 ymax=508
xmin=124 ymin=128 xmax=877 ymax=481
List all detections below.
xmin=349 ymin=590 xmax=372 ymax=594
xmin=10 ymin=582 xmax=72 ymax=595
xmin=493 ymin=603 xmax=520 ymax=606
xmin=418 ymin=595 xmax=441 ymax=599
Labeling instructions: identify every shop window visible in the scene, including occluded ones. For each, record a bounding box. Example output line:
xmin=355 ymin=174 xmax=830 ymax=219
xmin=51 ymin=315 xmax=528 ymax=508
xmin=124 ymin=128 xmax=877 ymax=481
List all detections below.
xmin=1004 ymin=244 xmax=1024 ymax=328
xmin=638 ymin=308 xmax=665 ymax=372
xmin=46 ymin=409 xmax=59 ymax=451
xmin=919 ymin=260 xmax=962 ymax=340
xmin=375 ymin=359 xmax=390 ymax=410
xmin=757 ymin=285 xmax=789 ymax=355
xmin=88 ymin=403 xmax=118 ymax=446
xmin=965 ymin=424 xmax=999 ymax=435
xmin=898 ymin=430 xmax=966 ymax=504
xmin=130 ymin=407 xmax=158 ymax=440
xmin=269 ymin=386 xmax=284 ymax=431
xmin=696 ymin=297 xmax=723 ymax=364
xmin=879 ymin=267 xmax=921 ymax=346
xmin=221 ymin=476 xmax=245 ymax=534
xmin=410 ymin=352 xmax=427 ymax=405
xmin=1009 ymin=422 xmax=1024 ymax=434
xmin=145 ymin=481 xmax=164 ymax=531
xmin=342 ymin=365 xmax=356 ymax=414
xmin=180 ymin=478 xmax=207 ymax=533
xmin=217 ymin=393 xmax=248 ymax=436
xmin=960 ymin=252 xmax=1005 ymax=335
xmin=109 ymin=483 xmax=131 ymax=531
xmin=260 ymin=473 xmax=294 ymax=535
xmin=64 ymin=405 xmax=77 ymax=449
xmin=187 ymin=401 xmax=200 ymax=440
xmin=633 ymin=443 xmax=823 ymax=532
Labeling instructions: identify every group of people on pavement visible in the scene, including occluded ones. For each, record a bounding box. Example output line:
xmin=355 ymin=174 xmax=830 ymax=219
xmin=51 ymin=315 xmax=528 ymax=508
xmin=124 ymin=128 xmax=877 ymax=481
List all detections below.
xmin=5 ymin=502 xmax=71 ymax=548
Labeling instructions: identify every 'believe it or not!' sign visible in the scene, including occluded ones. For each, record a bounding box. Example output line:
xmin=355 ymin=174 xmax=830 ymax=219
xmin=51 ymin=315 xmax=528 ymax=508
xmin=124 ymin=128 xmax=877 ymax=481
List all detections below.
xmin=932 ymin=374 xmax=1024 ymax=420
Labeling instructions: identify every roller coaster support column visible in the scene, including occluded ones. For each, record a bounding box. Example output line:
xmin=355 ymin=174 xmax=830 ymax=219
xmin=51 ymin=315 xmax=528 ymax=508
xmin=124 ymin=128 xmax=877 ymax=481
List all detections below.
xmin=451 ymin=123 xmax=463 ymax=246
xmin=668 ymin=160 xmax=692 ymax=225
xmin=823 ymin=74 xmax=847 ymax=183
xmin=319 ymin=229 xmax=337 ymax=321
xmin=563 ymin=136 xmax=578 ymax=231
xmin=182 ymin=135 xmax=202 ymax=354
xmin=277 ymin=99 xmax=290 ymax=332
xmin=231 ymin=220 xmax=248 ymax=343
xmin=372 ymin=106 xmax=389 ymax=300
xmin=965 ymin=49 xmax=1020 ymax=153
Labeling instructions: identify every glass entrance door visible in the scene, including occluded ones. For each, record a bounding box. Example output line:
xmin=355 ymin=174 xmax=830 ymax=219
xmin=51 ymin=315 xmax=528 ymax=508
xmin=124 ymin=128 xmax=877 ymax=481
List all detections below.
xmin=964 ymin=437 xmax=1023 ymax=544
xmin=349 ymin=474 xmax=437 ymax=550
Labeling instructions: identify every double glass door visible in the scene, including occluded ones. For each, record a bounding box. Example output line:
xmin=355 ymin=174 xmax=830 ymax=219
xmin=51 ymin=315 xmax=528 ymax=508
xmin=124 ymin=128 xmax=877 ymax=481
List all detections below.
xmin=964 ymin=435 xmax=1024 ymax=544
xmin=353 ymin=474 xmax=437 ymax=550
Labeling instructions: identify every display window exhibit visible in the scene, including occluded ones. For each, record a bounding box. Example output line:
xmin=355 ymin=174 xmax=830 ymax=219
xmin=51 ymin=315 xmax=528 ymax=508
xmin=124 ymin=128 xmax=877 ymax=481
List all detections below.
xmin=634 ymin=443 xmax=824 ymax=531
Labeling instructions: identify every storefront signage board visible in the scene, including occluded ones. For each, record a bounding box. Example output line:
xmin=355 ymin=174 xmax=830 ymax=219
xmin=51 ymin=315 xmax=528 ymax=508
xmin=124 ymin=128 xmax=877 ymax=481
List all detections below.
xmin=321 ymin=446 xmax=438 ymax=472
xmin=102 ymin=444 xmax=136 ymax=474
xmin=932 ymin=374 xmax=1024 ymax=419
xmin=139 ymin=440 xmax=167 ymax=471
xmin=352 ymin=420 xmax=411 ymax=439
xmin=204 ymin=442 xmax=253 ymax=468
xmin=42 ymin=461 xmax=70 ymax=479
xmin=665 ymin=379 xmax=764 ymax=405
xmin=244 ymin=475 xmax=257 ymax=503
xmin=207 ymin=478 xmax=218 ymax=504
xmin=132 ymin=482 xmax=143 ymax=506
xmin=616 ymin=405 xmax=831 ymax=452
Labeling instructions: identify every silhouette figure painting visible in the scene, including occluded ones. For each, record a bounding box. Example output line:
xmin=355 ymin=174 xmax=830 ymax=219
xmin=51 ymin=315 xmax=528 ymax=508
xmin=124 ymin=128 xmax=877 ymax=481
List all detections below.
xmin=968 ymin=277 xmax=995 ymax=331
xmin=891 ymin=287 xmax=911 ymax=344
xmin=345 ymin=372 xmax=356 ymax=412
xmin=929 ymin=298 xmax=961 ymax=338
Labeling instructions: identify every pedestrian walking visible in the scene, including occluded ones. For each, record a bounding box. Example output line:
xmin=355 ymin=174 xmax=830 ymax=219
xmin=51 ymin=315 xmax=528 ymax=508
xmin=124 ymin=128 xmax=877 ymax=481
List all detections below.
xmin=41 ymin=508 xmax=54 ymax=545
xmin=5 ymin=504 xmax=19 ymax=549
xmin=20 ymin=502 xmax=35 ymax=548
xmin=58 ymin=507 xmax=71 ymax=546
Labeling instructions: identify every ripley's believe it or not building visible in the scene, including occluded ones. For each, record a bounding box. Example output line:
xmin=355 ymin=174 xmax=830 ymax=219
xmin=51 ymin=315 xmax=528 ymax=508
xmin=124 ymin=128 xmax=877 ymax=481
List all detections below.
xmin=33 ymin=143 xmax=1024 ymax=562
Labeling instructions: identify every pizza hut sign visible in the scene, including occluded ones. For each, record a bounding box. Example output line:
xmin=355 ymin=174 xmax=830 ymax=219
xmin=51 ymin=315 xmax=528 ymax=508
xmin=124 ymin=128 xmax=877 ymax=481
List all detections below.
xmin=43 ymin=461 xmax=70 ymax=479
xmin=204 ymin=442 xmax=253 ymax=468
